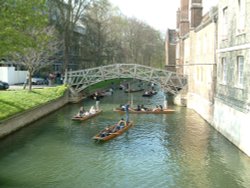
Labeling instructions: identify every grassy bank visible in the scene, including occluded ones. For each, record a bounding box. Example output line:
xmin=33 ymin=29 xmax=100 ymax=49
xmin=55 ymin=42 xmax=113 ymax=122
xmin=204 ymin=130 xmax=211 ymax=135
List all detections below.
xmin=0 ymin=85 xmax=67 ymax=121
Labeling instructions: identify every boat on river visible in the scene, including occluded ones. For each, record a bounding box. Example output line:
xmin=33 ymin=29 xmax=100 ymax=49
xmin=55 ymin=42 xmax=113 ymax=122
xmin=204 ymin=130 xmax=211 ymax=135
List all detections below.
xmin=124 ymin=88 xmax=144 ymax=93
xmin=113 ymin=108 xmax=175 ymax=114
xmin=72 ymin=110 xmax=102 ymax=121
xmin=142 ymin=90 xmax=157 ymax=97
xmin=93 ymin=121 xmax=133 ymax=141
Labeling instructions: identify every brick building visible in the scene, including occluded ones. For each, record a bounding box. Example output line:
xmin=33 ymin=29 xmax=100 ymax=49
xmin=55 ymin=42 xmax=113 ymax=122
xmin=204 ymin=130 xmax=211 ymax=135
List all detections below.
xmin=165 ymin=29 xmax=177 ymax=72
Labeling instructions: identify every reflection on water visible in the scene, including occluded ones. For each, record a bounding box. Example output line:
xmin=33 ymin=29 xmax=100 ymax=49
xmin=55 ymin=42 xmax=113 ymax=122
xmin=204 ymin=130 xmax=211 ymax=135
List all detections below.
xmin=0 ymin=90 xmax=250 ymax=188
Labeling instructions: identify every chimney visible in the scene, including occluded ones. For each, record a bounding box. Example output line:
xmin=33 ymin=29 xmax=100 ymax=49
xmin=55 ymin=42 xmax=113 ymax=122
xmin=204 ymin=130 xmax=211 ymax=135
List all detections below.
xmin=177 ymin=8 xmax=180 ymax=30
xmin=179 ymin=0 xmax=189 ymax=37
xmin=190 ymin=0 xmax=203 ymax=28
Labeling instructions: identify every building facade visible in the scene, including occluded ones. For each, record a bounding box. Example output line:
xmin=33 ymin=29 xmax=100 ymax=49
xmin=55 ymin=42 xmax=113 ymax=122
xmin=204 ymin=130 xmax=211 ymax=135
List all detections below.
xmin=170 ymin=0 xmax=217 ymax=123
xmin=172 ymin=0 xmax=250 ymax=156
xmin=214 ymin=0 xmax=250 ymax=156
xmin=184 ymin=9 xmax=218 ymax=124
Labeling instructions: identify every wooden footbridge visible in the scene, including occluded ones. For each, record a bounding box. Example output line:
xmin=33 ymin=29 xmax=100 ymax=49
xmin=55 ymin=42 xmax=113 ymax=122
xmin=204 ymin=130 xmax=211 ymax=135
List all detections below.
xmin=65 ymin=64 xmax=187 ymax=96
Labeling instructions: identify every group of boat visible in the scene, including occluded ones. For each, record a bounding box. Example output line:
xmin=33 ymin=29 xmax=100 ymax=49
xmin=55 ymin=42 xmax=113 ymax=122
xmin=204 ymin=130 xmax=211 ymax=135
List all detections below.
xmin=119 ymin=82 xmax=157 ymax=97
xmin=71 ymin=103 xmax=174 ymax=142
xmin=113 ymin=107 xmax=175 ymax=114
xmin=72 ymin=83 xmax=172 ymax=142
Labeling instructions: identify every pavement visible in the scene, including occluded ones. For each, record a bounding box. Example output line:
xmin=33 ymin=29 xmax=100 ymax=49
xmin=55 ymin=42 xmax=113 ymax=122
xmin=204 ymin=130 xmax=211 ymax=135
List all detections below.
xmin=8 ymin=84 xmax=54 ymax=90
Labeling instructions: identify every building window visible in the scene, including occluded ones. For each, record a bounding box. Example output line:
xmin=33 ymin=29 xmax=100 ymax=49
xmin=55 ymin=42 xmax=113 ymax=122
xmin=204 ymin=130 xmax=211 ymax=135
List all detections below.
xmin=221 ymin=57 xmax=227 ymax=84
xmin=236 ymin=56 xmax=244 ymax=87
xmin=222 ymin=7 xmax=228 ymax=39
xmin=237 ymin=0 xmax=245 ymax=34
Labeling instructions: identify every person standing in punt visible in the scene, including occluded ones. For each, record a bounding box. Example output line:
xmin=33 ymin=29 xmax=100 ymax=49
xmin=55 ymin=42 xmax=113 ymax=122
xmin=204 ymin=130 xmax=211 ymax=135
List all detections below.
xmin=94 ymin=92 xmax=100 ymax=111
xmin=124 ymin=101 xmax=130 ymax=123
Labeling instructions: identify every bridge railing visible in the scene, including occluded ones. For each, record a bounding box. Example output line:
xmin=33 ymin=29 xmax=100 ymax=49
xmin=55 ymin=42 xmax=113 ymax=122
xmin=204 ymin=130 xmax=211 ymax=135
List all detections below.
xmin=65 ymin=64 xmax=187 ymax=95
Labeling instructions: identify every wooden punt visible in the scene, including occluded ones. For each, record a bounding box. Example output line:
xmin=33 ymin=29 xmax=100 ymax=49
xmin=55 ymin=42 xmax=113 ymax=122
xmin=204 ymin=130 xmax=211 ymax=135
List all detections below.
xmin=124 ymin=88 xmax=144 ymax=93
xmin=113 ymin=108 xmax=175 ymax=114
xmin=92 ymin=121 xmax=133 ymax=141
xmin=142 ymin=91 xmax=157 ymax=97
xmin=72 ymin=110 xmax=102 ymax=121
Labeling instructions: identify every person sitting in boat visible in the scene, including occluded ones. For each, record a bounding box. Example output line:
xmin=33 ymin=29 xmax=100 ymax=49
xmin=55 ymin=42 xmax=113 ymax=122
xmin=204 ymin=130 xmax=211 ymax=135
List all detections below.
xmin=77 ymin=106 xmax=85 ymax=117
xmin=113 ymin=118 xmax=126 ymax=132
xmin=100 ymin=128 xmax=110 ymax=137
xmin=119 ymin=104 xmax=126 ymax=111
xmin=153 ymin=105 xmax=161 ymax=112
xmin=118 ymin=118 xmax=126 ymax=127
xmin=89 ymin=106 xmax=96 ymax=114
xmin=136 ymin=105 xmax=141 ymax=111
xmin=84 ymin=111 xmax=90 ymax=116
xmin=141 ymin=105 xmax=148 ymax=111
xmin=159 ymin=105 xmax=163 ymax=111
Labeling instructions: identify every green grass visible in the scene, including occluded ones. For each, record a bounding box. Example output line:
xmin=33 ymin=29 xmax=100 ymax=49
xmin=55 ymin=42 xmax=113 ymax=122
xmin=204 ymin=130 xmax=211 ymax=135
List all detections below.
xmin=0 ymin=79 xmax=130 ymax=121
xmin=0 ymin=85 xmax=68 ymax=121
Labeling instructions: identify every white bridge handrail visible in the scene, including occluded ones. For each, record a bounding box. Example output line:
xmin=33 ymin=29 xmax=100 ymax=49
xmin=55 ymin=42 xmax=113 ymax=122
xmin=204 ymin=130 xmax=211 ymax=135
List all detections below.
xmin=65 ymin=64 xmax=187 ymax=95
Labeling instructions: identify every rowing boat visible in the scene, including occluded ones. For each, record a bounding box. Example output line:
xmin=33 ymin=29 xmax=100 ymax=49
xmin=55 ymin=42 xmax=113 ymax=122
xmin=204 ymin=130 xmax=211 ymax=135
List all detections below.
xmin=72 ymin=110 xmax=102 ymax=121
xmin=113 ymin=108 xmax=175 ymax=114
xmin=124 ymin=88 xmax=144 ymax=93
xmin=92 ymin=121 xmax=133 ymax=141
xmin=142 ymin=90 xmax=157 ymax=97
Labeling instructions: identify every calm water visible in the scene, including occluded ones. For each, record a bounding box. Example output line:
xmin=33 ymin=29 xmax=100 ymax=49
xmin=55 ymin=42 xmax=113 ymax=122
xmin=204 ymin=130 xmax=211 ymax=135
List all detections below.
xmin=0 ymin=90 xmax=250 ymax=188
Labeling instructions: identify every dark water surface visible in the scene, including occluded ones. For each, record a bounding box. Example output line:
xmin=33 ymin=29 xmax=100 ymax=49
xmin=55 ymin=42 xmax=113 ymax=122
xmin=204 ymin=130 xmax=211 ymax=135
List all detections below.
xmin=0 ymin=90 xmax=250 ymax=188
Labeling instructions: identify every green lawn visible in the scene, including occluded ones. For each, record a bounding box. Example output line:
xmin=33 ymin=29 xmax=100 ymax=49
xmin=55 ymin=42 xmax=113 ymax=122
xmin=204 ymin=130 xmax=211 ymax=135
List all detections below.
xmin=0 ymin=85 xmax=67 ymax=121
xmin=0 ymin=79 xmax=130 ymax=121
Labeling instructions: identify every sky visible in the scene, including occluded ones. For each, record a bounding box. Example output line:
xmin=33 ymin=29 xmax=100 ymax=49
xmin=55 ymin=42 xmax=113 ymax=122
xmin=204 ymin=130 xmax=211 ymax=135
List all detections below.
xmin=109 ymin=0 xmax=218 ymax=33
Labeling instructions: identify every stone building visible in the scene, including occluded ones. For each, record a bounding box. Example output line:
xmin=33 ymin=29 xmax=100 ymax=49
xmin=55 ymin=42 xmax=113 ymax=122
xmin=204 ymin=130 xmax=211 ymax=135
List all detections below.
xmin=170 ymin=0 xmax=217 ymax=123
xmin=184 ymin=8 xmax=218 ymax=124
xmin=173 ymin=0 xmax=250 ymax=157
xmin=213 ymin=0 xmax=250 ymax=156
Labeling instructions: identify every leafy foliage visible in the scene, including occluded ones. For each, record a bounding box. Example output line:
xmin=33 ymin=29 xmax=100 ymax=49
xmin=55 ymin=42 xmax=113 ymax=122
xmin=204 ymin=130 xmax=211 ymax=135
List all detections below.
xmin=81 ymin=0 xmax=165 ymax=68
xmin=0 ymin=0 xmax=49 ymax=57
xmin=48 ymin=0 xmax=93 ymax=71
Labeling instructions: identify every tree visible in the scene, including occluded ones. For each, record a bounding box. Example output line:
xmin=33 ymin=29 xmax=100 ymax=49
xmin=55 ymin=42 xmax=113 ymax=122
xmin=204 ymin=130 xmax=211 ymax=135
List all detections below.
xmin=13 ymin=27 xmax=61 ymax=91
xmin=0 ymin=0 xmax=49 ymax=57
xmin=82 ymin=0 xmax=114 ymax=66
xmin=0 ymin=0 xmax=61 ymax=91
xmin=48 ymin=0 xmax=93 ymax=72
xmin=82 ymin=3 xmax=165 ymax=68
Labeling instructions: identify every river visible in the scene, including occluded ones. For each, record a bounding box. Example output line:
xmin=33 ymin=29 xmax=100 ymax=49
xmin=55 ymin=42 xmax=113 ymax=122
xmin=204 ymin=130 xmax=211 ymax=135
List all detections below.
xmin=0 ymin=89 xmax=250 ymax=188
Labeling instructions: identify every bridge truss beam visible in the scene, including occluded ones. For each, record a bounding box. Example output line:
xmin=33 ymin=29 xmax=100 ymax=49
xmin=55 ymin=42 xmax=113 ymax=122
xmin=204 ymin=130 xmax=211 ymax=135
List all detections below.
xmin=65 ymin=64 xmax=187 ymax=95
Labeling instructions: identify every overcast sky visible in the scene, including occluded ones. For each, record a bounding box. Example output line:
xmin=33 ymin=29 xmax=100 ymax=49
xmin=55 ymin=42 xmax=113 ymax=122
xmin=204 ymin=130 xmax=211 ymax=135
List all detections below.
xmin=109 ymin=0 xmax=218 ymax=33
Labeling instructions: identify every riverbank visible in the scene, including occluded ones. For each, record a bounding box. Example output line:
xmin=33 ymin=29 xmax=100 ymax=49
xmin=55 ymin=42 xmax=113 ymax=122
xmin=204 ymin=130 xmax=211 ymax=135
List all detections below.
xmin=0 ymin=79 xmax=124 ymax=139
xmin=0 ymin=88 xmax=69 ymax=139
xmin=0 ymin=85 xmax=68 ymax=121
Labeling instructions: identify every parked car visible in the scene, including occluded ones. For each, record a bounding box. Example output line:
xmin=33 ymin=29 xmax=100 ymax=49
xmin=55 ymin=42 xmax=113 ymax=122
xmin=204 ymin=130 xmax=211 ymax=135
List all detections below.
xmin=31 ymin=77 xmax=47 ymax=85
xmin=0 ymin=81 xmax=9 ymax=90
